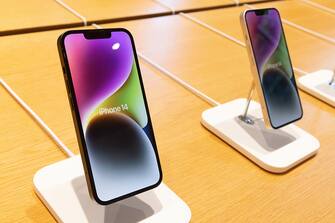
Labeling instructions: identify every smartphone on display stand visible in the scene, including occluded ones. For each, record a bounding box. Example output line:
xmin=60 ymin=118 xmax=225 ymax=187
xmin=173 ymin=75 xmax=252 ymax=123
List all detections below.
xmin=57 ymin=29 xmax=162 ymax=205
xmin=240 ymin=8 xmax=303 ymax=129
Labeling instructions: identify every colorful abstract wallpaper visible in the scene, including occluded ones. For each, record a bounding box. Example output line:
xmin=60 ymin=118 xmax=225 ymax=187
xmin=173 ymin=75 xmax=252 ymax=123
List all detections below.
xmin=246 ymin=9 xmax=302 ymax=127
xmin=64 ymin=31 xmax=160 ymax=202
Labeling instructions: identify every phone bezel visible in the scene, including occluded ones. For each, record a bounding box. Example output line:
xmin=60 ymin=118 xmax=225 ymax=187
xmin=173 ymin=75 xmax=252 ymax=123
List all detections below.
xmin=243 ymin=8 xmax=303 ymax=129
xmin=57 ymin=28 xmax=163 ymax=205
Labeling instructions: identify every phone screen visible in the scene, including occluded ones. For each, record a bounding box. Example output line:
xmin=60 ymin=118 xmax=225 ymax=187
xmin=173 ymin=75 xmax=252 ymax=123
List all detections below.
xmin=63 ymin=30 xmax=161 ymax=203
xmin=245 ymin=9 xmax=302 ymax=128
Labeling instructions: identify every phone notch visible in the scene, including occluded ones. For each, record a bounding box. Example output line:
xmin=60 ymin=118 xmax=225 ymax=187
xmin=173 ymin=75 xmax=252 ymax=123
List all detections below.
xmin=83 ymin=30 xmax=112 ymax=39
xmin=255 ymin=9 xmax=268 ymax=16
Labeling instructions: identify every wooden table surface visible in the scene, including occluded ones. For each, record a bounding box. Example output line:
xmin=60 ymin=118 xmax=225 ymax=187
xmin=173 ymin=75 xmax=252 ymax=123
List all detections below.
xmin=0 ymin=0 xmax=285 ymax=36
xmin=0 ymin=83 xmax=67 ymax=223
xmin=58 ymin=0 xmax=170 ymax=23
xmin=0 ymin=0 xmax=81 ymax=35
xmin=151 ymin=0 xmax=267 ymax=12
xmin=154 ymin=0 xmax=235 ymax=11
xmin=312 ymin=0 xmax=335 ymax=10
xmin=1 ymin=0 xmax=335 ymax=222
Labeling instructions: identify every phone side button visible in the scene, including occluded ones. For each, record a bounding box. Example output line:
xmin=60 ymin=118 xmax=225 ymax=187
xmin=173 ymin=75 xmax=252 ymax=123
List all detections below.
xmin=62 ymin=66 xmax=67 ymax=74
xmin=68 ymin=93 xmax=73 ymax=106
xmin=70 ymin=95 xmax=76 ymax=111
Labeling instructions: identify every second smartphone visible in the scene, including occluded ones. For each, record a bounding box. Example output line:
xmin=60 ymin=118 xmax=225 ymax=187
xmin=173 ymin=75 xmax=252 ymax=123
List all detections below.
xmin=58 ymin=29 xmax=162 ymax=205
xmin=240 ymin=8 xmax=303 ymax=129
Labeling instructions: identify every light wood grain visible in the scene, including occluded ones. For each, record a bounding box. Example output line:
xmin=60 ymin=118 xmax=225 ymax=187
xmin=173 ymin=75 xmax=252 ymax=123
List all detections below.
xmin=313 ymin=0 xmax=335 ymax=9
xmin=59 ymin=0 xmax=169 ymax=23
xmin=0 ymin=85 xmax=67 ymax=223
xmin=157 ymin=0 xmax=267 ymax=11
xmin=0 ymin=0 xmax=81 ymax=35
xmin=238 ymin=0 xmax=270 ymax=3
xmin=156 ymin=0 xmax=235 ymax=11
xmin=1 ymin=1 xmax=335 ymax=222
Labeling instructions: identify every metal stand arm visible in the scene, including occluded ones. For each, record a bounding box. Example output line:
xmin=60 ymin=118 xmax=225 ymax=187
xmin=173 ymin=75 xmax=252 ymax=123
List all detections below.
xmin=238 ymin=82 xmax=255 ymax=125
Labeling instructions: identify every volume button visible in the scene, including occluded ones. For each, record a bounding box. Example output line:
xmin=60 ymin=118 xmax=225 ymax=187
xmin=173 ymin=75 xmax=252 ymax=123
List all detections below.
xmin=69 ymin=92 xmax=74 ymax=103
xmin=69 ymin=93 xmax=76 ymax=110
xmin=63 ymin=68 xmax=68 ymax=84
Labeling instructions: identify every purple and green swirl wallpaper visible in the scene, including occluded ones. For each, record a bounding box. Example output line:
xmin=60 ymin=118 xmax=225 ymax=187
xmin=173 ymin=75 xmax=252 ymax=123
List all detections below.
xmin=64 ymin=31 xmax=160 ymax=202
xmin=246 ymin=9 xmax=302 ymax=128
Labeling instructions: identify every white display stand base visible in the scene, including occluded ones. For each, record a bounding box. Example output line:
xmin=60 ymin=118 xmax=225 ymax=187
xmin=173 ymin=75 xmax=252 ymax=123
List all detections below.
xmin=201 ymin=99 xmax=319 ymax=173
xmin=33 ymin=156 xmax=191 ymax=223
xmin=298 ymin=69 xmax=335 ymax=107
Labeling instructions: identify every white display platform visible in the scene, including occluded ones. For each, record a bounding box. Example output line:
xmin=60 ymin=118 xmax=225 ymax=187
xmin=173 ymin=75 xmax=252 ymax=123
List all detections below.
xmin=201 ymin=99 xmax=319 ymax=173
xmin=33 ymin=156 xmax=191 ymax=223
xmin=298 ymin=69 xmax=335 ymax=107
